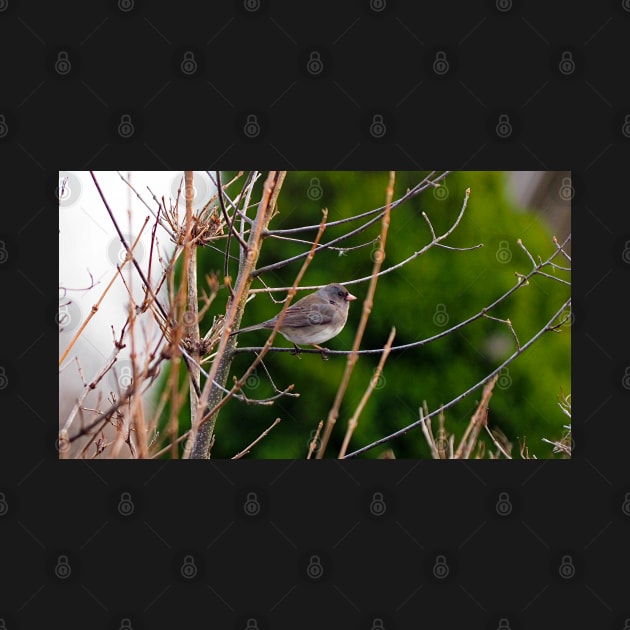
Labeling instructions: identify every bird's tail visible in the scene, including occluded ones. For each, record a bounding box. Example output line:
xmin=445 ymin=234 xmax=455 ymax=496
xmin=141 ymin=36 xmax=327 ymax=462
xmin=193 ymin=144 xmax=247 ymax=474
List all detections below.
xmin=229 ymin=324 xmax=260 ymax=336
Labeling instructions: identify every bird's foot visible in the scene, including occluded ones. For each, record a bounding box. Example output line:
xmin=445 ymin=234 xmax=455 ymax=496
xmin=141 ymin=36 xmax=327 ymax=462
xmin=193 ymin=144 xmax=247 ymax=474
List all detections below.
xmin=313 ymin=344 xmax=329 ymax=361
xmin=291 ymin=344 xmax=302 ymax=358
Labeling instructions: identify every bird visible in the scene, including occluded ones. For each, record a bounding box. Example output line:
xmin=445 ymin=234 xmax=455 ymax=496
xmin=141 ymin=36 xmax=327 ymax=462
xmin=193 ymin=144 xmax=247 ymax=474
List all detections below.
xmin=230 ymin=283 xmax=357 ymax=354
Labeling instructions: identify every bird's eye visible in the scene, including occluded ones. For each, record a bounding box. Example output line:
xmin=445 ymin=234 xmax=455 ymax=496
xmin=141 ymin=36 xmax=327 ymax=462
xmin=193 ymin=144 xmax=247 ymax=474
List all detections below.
xmin=338 ymin=291 xmax=345 ymax=298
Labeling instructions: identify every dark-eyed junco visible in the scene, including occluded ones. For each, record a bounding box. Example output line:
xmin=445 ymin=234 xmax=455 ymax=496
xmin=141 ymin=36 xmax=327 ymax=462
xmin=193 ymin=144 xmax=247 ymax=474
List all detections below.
xmin=230 ymin=283 xmax=357 ymax=351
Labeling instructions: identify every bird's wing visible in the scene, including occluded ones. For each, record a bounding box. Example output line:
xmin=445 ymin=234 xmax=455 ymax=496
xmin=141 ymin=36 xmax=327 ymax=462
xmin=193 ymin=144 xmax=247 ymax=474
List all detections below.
xmin=278 ymin=303 xmax=335 ymax=328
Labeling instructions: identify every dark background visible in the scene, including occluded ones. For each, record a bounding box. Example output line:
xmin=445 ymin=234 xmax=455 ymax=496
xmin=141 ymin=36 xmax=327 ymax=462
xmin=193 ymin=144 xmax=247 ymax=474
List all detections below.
xmin=2 ymin=0 xmax=629 ymax=628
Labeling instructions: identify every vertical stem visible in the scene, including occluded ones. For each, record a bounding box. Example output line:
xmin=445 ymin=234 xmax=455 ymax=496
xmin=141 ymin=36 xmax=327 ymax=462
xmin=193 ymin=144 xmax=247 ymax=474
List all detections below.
xmin=185 ymin=171 xmax=201 ymax=443
xmin=190 ymin=171 xmax=286 ymax=459
xmin=316 ymin=171 xmax=395 ymax=458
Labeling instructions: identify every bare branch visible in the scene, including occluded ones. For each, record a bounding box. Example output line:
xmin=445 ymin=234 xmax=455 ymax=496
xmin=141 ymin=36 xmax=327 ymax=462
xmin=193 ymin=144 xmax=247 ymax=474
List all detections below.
xmin=338 ymin=326 xmax=397 ymax=458
xmin=190 ymin=171 xmax=287 ymax=458
xmin=251 ymin=172 xmax=450 ymax=277
xmin=317 ymin=171 xmax=395 ymax=458
xmin=343 ymin=298 xmax=571 ymax=458
xmin=232 ymin=418 xmax=282 ymax=459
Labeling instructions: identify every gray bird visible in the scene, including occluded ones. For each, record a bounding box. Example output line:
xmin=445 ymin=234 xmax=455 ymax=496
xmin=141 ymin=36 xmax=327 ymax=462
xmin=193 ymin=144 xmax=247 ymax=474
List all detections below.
xmin=230 ymin=283 xmax=357 ymax=352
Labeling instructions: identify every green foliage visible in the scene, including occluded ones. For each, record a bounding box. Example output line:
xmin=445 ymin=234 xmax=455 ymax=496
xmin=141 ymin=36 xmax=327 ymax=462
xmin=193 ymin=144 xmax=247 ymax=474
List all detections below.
xmin=166 ymin=172 xmax=570 ymax=459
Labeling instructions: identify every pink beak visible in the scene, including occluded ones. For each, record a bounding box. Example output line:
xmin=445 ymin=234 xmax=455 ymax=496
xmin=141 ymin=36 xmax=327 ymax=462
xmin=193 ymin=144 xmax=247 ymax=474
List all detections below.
xmin=346 ymin=292 xmax=357 ymax=301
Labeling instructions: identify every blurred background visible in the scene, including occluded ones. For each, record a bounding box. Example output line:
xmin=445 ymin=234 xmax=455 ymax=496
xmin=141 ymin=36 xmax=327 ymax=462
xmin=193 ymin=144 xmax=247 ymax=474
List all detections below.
xmin=59 ymin=171 xmax=571 ymax=458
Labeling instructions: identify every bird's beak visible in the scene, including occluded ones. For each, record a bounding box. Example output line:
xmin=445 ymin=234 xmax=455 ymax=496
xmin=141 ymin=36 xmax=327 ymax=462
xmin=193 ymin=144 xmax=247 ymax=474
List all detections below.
xmin=346 ymin=292 xmax=357 ymax=301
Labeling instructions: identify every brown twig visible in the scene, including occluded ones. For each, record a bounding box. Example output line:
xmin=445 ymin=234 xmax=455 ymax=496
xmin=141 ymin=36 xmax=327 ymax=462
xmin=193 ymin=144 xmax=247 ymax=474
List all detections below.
xmin=90 ymin=172 xmax=170 ymax=323
xmin=344 ymin=296 xmax=570 ymax=458
xmin=59 ymin=223 xmax=148 ymax=367
xmin=183 ymin=171 xmax=201 ymax=449
xmin=455 ymin=374 xmax=498 ymax=459
xmin=338 ymin=326 xmax=396 ymax=458
xmin=192 ymin=206 xmax=328 ymax=450
xmin=233 ymin=233 xmax=570 ymax=359
xmin=232 ymin=418 xmax=282 ymax=459
xmin=316 ymin=171 xmax=395 ymax=458
xmin=419 ymin=404 xmax=439 ymax=459
xmin=484 ymin=422 xmax=512 ymax=459
xmin=189 ymin=171 xmax=286 ymax=458
xmin=307 ymin=421 xmax=324 ymax=459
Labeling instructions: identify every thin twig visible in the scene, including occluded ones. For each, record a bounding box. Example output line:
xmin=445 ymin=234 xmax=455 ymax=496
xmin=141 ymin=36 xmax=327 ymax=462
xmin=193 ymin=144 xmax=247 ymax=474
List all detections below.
xmin=484 ymin=423 xmax=512 ymax=459
xmin=317 ymin=171 xmax=395 ymax=458
xmin=249 ymin=186 xmax=478 ymax=291
xmin=455 ymin=374 xmax=498 ymax=459
xmin=59 ymin=223 xmax=148 ymax=366
xmin=216 ymin=170 xmax=248 ymax=287
xmin=194 ymin=207 xmax=329 ymax=436
xmin=251 ymin=172 xmax=441 ymax=277
xmin=90 ymin=172 xmax=170 ymax=324
xmin=264 ymin=171 xmax=449 ymax=235
xmin=307 ymin=421 xmax=324 ymax=459
xmin=236 ymin=233 xmax=571 ymax=358
xmin=232 ymin=418 xmax=282 ymax=459
xmin=419 ymin=405 xmax=439 ymax=459
xmin=151 ymin=428 xmax=191 ymax=459
xmin=343 ymin=298 xmax=571 ymax=458
xmin=190 ymin=171 xmax=286 ymax=458
xmin=338 ymin=326 xmax=396 ymax=458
